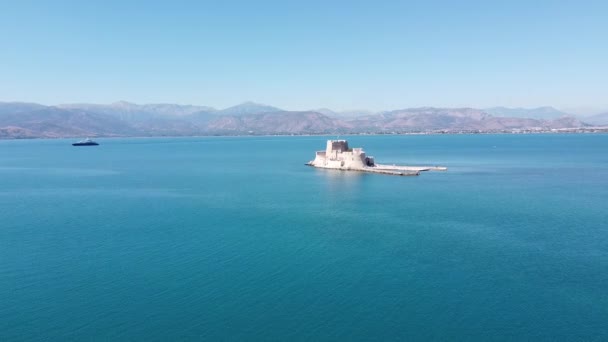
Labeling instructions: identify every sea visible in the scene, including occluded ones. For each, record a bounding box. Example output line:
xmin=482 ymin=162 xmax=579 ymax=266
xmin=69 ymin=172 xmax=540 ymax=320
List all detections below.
xmin=1 ymin=134 xmax=607 ymax=341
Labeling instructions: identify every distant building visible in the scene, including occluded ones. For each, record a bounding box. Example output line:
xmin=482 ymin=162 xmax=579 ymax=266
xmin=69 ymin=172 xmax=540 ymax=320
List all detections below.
xmin=307 ymin=139 xmax=446 ymax=176
xmin=310 ymin=140 xmax=375 ymax=169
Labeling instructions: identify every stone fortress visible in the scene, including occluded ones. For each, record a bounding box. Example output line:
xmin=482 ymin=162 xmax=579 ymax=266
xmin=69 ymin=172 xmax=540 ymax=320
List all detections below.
xmin=307 ymin=139 xmax=447 ymax=176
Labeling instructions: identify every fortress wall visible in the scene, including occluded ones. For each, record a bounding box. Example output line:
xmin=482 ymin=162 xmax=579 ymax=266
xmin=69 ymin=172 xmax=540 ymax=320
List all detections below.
xmin=325 ymin=159 xmax=343 ymax=168
xmin=334 ymin=150 xmax=367 ymax=168
xmin=313 ymin=151 xmax=327 ymax=165
xmin=312 ymin=140 xmax=370 ymax=169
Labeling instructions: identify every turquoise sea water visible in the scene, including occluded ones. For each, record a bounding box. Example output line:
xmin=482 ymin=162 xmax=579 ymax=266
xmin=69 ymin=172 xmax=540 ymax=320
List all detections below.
xmin=1 ymin=134 xmax=607 ymax=341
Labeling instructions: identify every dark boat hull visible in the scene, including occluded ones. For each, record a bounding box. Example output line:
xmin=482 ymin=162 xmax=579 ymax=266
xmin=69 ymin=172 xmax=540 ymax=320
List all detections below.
xmin=72 ymin=142 xmax=99 ymax=146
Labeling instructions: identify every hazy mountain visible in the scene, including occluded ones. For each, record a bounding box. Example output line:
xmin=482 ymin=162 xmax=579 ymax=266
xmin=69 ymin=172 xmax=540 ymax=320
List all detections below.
xmin=216 ymin=102 xmax=283 ymax=116
xmin=204 ymin=111 xmax=350 ymax=134
xmin=340 ymin=110 xmax=376 ymax=118
xmin=0 ymin=126 xmax=38 ymax=139
xmin=59 ymin=101 xmax=215 ymax=121
xmin=0 ymin=102 xmax=47 ymax=115
xmin=313 ymin=108 xmax=338 ymax=116
xmin=348 ymin=107 xmax=586 ymax=132
xmin=484 ymin=106 xmax=570 ymax=120
xmin=560 ymin=106 xmax=608 ymax=117
xmin=0 ymin=105 xmax=137 ymax=138
xmin=0 ymin=101 xmax=594 ymax=138
xmin=583 ymin=112 xmax=608 ymax=125
xmin=314 ymin=108 xmax=375 ymax=118
xmin=350 ymin=107 xmax=492 ymax=131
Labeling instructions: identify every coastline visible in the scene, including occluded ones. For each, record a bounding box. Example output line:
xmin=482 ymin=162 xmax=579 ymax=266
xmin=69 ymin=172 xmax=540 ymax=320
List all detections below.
xmin=2 ymin=127 xmax=608 ymax=141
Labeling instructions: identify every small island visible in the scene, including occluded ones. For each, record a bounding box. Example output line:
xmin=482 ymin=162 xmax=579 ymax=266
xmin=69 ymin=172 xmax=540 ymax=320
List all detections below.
xmin=306 ymin=140 xmax=447 ymax=176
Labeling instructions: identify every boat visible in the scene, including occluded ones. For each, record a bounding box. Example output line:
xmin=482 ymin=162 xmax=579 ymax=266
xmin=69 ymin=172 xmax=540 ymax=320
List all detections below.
xmin=72 ymin=138 xmax=99 ymax=146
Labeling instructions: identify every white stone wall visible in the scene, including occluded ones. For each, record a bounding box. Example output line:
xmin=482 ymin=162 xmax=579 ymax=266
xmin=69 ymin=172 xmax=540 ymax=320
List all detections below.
xmin=311 ymin=140 xmax=369 ymax=169
xmin=312 ymin=151 xmax=327 ymax=165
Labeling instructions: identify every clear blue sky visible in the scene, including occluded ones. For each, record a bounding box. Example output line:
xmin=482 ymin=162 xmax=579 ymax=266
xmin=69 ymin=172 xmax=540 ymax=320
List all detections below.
xmin=1 ymin=0 xmax=606 ymax=111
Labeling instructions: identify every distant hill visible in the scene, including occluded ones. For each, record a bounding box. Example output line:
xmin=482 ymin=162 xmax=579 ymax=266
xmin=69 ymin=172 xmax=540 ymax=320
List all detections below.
xmin=215 ymin=102 xmax=282 ymax=116
xmin=59 ymin=101 xmax=215 ymax=120
xmin=0 ymin=102 xmax=47 ymax=115
xmin=204 ymin=111 xmax=350 ymax=135
xmin=484 ymin=106 xmax=570 ymax=120
xmin=56 ymin=102 xmax=215 ymax=136
xmin=313 ymin=108 xmax=375 ymax=118
xmin=0 ymin=101 xmax=594 ymax=138
xmin=0 ymin=104 xmax=137 ymax=138
xmin=583 ymin=112 xmax=608 ymax=125
xmin=349 ymin=107 xmax=586 ymax=132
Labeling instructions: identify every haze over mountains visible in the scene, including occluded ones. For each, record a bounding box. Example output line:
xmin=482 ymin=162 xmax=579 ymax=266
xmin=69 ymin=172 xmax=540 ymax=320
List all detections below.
xmin=0 ymin=101 xmax=603 ymax=139
xmin=483 ymin=106 xmax=571 ymax=120
xmin=583 ymin=112 xmax=608 ymax=125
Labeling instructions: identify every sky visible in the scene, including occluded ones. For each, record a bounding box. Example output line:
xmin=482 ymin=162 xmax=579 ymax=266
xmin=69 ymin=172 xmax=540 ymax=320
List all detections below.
xmin=0 ymin=0 xmax=607 ymax=112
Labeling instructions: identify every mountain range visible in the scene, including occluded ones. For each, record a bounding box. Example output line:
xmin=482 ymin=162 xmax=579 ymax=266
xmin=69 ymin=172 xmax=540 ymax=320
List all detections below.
xmin=583 ymin=112 xmax=608 ymax=126
xmin=0 ymin=101 xmax=598 ymax=139
xmin=483 ymin=106 xmax=571 ymax=120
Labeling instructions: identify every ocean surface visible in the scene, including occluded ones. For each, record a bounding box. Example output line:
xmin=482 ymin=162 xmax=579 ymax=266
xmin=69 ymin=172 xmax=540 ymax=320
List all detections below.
xmin=1 ymin=134 xmax=607 ymax=341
